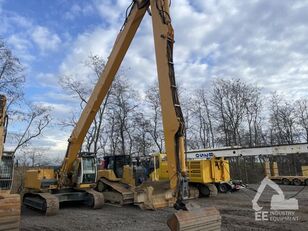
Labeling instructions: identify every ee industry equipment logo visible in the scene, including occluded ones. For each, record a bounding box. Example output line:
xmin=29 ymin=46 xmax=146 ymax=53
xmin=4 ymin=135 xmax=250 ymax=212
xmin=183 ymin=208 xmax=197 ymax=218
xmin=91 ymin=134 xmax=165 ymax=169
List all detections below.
xmin=252 ymin=177 xmax=299 ymax=222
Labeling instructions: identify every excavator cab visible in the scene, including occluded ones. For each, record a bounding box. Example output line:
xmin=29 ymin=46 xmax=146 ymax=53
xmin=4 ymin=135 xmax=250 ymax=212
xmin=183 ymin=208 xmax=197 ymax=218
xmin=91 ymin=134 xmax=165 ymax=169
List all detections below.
xmin=0 ymin=151 xmax=14 ymax=190
xmin=103 ymin=155 xmax=131 ymax=178
xmin=72 ymin=152 xmax=98 ymax=186
xmin=99 ymin=155 xmax=147 ymax=186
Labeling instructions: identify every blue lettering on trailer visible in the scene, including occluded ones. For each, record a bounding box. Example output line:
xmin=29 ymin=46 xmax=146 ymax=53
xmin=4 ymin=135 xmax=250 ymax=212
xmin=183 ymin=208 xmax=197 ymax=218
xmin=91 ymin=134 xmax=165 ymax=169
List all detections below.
xmin=195 ymin=152 xmax=213 ymax=159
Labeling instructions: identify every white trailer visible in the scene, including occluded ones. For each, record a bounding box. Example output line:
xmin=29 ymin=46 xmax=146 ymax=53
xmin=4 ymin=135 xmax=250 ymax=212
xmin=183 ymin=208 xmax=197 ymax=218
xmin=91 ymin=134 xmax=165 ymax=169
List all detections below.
xmin=186 ymin=143 xmax=308 ymax=160
xmin=186 ymin=143 xmax=308 ymax=186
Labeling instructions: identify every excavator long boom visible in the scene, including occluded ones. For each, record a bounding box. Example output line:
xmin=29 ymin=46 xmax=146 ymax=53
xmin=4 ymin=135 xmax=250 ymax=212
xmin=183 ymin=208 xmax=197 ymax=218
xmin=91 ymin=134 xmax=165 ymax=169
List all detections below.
xmin=59 ymin=0 xmax=150 ymax=186
xmin=59 ymin=0 xmax=186 ymax=194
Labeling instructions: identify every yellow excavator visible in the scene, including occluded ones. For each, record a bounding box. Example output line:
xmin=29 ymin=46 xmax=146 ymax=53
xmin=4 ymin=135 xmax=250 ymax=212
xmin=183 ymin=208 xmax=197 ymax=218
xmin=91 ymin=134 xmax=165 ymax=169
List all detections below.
xmin=0 ymin=95 xmax=21 ymax=231
xmin=93 ymin=0 xmax=220 ymax=229
xmin=24 ymin=0 xmax=221 ymax=229
xmin=23 ymin=151 xmax=104 ymax=215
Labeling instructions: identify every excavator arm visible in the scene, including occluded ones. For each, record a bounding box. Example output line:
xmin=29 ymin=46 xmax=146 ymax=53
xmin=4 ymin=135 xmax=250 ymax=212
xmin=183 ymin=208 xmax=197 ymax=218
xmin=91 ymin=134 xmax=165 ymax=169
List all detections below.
xmin=150 ymin=0 xmax=188 ymax=204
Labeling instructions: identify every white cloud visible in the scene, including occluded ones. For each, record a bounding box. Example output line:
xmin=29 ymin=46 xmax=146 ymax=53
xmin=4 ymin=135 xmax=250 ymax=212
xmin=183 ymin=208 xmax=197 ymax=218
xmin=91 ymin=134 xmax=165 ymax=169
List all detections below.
xmin=7 ymin=34 xmax=35 ymax=62
xmin=171 ymin=0 xmax=308 ymax=98
xmin=55 ymin=0 xmax=308 ymax=102
xmin=42 ymin=133 xmax=68 ymax=153
xmin=59 ymin=26 xmax=119 ymax=79
xmin=31 ymin=26 xmax=61 ymax=52
xmin=94 ymin=0 xmax=125 ymax=24
xmin=64 ymin=3 xmax=94 ymax=20
xmin=35 ymin=73 xmax=59 ymax=88
xmin=59 ymin=1 xmax=156 ymax=86
xmin=25 ymin=132 xmax=70 ymax=158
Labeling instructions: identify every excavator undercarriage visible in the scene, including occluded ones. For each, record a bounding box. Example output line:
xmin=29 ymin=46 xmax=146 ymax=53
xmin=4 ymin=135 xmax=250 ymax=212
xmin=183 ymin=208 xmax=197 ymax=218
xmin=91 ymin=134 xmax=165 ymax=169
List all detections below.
xmin=97 ymin=155 xmax=199 ymax=210
xmin=23 ymin=188 xmax=103 ymax=215
xmin=22 ymin=153 xmax=104 ymax=215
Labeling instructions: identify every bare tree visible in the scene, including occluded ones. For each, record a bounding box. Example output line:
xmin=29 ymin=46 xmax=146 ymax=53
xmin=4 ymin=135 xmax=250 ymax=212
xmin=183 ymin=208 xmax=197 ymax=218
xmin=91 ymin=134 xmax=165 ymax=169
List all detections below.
xmin=59 ymin=55 xmax=110 ymax=154
xmin=0 ymin=40 xmax=25 ymax=108
xmin=210 ymin=79 xmax=253 ymax=146
xmin=145 ymin=83 xmax=164 ymax=153
xmin=133 ymin=112 xmax=152 ymax=157
xmin=243 ymin=86 xmax=264 ymax=146
xmin=11 ymin=103 xmax=51 ymax=154
xmin=190 ymin=88 xmax=215 ymax=149
xmin=295 ymin=99 xmax=308 ymax=142
xmin=269 ymin=93 xmax=298 ymax=145
xmin=17 ymin=148 xmax=47 ymax=167
xmin=106 ymin=78 xmax=139 ymax=156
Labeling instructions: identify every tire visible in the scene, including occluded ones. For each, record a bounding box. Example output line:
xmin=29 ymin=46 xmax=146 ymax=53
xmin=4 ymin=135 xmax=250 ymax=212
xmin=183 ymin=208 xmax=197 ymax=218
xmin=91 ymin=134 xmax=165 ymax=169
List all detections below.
xmin=208 ymin=184 xmax=218 ymax=197
xmin=282 ymin=178 xmax=290 ymax=185
xmin=199 ymin=185 xmax=210 ymax=197
xmin=217 ymin=183 xmax=230 ymax=193
xmin=305 ymin=179 xmax=308 ymax=186
xmin=292 ymin=178 xmax=302 ymax=186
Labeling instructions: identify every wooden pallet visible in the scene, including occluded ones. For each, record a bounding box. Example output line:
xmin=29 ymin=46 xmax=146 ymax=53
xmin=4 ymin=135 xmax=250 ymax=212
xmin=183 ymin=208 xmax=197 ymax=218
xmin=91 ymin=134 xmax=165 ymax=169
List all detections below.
xmin=0 ymin=193 xmax=21 ymax=231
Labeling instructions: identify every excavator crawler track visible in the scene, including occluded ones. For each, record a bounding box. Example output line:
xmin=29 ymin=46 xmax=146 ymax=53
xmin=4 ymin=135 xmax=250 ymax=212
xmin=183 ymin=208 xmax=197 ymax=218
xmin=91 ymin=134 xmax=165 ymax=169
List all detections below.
xmin=84 ymin=189 xmax=104 ymax=209
xmin=23 ymin=193 xmax=59 ymax=216
xmin=98 ymin=178 xmax=134 ymax=206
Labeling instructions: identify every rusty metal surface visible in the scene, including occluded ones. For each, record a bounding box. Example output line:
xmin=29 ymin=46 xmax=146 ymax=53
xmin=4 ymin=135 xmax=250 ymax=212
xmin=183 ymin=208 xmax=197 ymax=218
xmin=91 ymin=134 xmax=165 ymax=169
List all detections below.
xmin=134 ymin=181 xmax=176 ymax=210
xmin=167 ymin=207 xmax=221 ymax=231
xmin=99 ymin=178 xmax=134 ymax=205
xmin=36 ymin=193 xmax=59 ymax=216
xmin=84 ymin=189 xmax=104 ymax=209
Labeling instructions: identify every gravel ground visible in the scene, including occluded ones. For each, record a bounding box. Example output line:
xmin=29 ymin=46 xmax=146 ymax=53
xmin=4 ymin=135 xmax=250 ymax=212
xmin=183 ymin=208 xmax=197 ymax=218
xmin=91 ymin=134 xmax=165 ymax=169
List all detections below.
xmin=21 ymin=185 xmax=308 ymax=231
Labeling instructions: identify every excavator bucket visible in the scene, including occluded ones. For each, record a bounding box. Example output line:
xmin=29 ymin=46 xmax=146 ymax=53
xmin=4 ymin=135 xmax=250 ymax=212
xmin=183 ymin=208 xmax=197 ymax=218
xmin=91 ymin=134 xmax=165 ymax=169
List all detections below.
xmin=134 ymin=181 xmax=201 ymax=210
xmin=134 ymin=182 xmax=221 ymax=230
xmin=167 ymin=206 xmax=221 ymax=231
xmin=134 ymin=181 xmax=176 ymax=209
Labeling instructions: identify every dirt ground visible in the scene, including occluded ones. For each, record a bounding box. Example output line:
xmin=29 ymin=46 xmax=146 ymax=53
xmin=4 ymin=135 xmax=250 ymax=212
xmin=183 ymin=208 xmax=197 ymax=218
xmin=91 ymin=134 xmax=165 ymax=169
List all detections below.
xmin=21 ymin=185 xmax=308 ymax=231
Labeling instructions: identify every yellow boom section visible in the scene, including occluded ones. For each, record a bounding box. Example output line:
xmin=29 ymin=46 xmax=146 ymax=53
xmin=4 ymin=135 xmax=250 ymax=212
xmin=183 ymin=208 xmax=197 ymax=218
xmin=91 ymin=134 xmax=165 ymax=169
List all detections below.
xmin=59 ymin=1 xmax=149 ymax=187
xmin=0 ymin=95 xmax=7 ymax=159
xmin=150 ymin=0 xmax=186 ymax=190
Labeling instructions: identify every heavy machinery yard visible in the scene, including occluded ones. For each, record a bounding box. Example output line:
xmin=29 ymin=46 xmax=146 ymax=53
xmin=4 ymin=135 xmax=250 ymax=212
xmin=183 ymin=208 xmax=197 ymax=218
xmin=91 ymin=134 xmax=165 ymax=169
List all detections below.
xmin=2 ymin=0 xmax=308 ymax=230
xmin=20 ymin=184 xmax=308 ymax=231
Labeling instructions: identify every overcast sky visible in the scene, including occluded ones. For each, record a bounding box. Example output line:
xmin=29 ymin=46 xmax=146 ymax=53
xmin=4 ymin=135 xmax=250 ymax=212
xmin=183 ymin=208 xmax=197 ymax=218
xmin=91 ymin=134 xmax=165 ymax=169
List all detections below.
xmin=1 ymin=0 xmax=308 ymax=158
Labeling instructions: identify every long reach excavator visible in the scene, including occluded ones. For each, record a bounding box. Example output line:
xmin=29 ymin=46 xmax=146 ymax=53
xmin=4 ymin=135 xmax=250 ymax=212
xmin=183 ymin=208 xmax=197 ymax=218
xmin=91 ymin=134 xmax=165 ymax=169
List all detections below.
xmin=23 ymin=1 xmax=221 ymax=230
